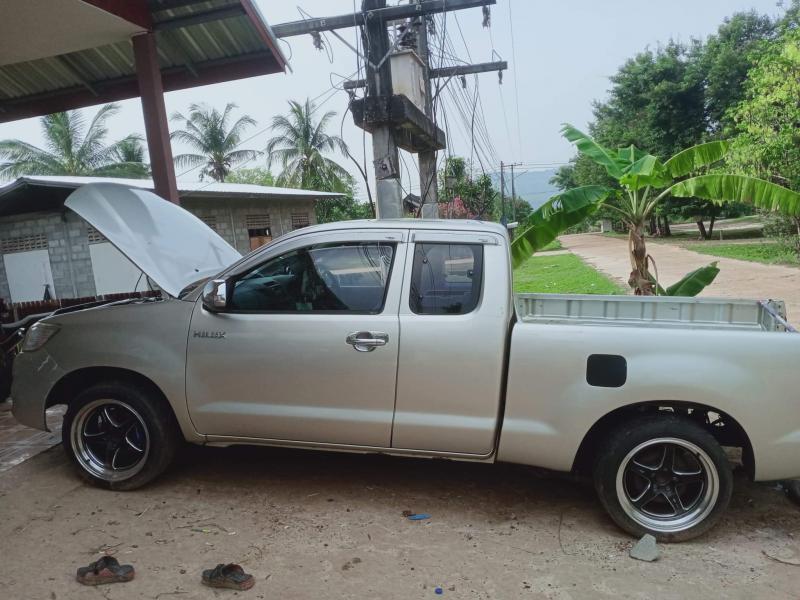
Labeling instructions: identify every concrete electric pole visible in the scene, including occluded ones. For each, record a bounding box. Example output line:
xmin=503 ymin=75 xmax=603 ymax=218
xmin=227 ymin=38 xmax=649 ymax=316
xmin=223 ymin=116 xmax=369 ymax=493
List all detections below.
xmin=272 ymin=0 xmax=505 ymax=219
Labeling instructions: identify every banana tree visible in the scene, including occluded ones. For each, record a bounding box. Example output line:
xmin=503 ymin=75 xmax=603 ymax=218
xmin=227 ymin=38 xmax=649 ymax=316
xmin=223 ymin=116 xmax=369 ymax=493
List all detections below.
xmin=514 ymin=125 xmax=800 ymax=296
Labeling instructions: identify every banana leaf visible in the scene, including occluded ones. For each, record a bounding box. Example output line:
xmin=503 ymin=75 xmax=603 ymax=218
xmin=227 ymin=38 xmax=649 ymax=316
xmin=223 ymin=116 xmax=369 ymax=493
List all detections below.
xmin=561 ymin=124 xmax=625 ymax=178
xmin=510 ymin=185 xmax=612 ymax=269
xmin=664 ymin=141 xmax=730 ymax=178
xmin=664 ymin=262 xmax=720 ymax=297
xmin=619 ymin=154 xmax=671 ymax=190
xmin=669 ymin=174 xmax=800 ymax=215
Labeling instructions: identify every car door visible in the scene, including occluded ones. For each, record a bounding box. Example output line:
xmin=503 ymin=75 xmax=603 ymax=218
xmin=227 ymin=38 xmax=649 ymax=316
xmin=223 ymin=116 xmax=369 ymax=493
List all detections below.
xmin=186 ymin=229 xmax=406 ymax=447
xmin=392 ymin=231 xmax=512 ymax=455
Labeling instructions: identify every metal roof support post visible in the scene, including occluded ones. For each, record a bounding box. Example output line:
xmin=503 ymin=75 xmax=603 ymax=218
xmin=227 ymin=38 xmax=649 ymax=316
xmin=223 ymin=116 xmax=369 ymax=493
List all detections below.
xmin=132 ymin=32 xmax=180 ymax=205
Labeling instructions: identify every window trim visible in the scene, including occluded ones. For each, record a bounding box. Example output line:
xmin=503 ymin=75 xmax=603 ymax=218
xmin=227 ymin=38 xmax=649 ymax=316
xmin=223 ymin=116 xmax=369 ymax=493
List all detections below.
xmin=408 ymin=242 xmax=484 ymax=316
xmin=223 ymin=240 xmax=399 ymax=315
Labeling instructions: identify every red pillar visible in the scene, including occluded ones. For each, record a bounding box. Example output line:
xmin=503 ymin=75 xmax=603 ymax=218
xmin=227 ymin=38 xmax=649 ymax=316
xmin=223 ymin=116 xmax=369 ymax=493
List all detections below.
xmin=132 ymin=32 xmax=180 ymax=204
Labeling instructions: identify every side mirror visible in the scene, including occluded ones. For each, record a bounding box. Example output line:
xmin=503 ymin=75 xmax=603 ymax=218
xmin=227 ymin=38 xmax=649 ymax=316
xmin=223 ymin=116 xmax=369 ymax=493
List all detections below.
xmin=202 ymin=278 xmax=230 ymax=312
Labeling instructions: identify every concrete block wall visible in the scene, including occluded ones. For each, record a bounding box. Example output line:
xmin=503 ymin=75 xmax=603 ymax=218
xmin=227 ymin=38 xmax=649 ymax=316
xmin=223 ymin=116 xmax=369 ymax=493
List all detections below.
xmin=0 ymin=211 xmax=96 ymax=303
xmin=183 ymin=197 xmax=317 ymax=255
xmin=0 ymin=198 xmax=318 ymax=303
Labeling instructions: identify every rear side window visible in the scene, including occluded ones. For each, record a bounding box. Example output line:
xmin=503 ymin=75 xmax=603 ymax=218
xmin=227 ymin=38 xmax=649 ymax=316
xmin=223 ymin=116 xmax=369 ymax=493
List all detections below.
xmin=410 ymin=243 xmax=483 ymax=315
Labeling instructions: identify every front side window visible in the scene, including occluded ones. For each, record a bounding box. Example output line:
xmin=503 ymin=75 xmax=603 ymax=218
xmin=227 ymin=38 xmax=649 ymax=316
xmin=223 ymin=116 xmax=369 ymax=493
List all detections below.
xmin=228 ymin=242 xmax=395 ymax=313
xmin=410 ymin=243 xmax=483 ymax=315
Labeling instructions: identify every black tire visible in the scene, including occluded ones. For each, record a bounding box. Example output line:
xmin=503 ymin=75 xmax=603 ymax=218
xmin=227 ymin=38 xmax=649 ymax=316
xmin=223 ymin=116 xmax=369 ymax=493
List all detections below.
xmin=62 ymin=380 xmax=179 ymax=490
xmin=593 ymin=414 xmax=733 ymax=542
xmin=786 ymin=480 xmax=800 ymax=506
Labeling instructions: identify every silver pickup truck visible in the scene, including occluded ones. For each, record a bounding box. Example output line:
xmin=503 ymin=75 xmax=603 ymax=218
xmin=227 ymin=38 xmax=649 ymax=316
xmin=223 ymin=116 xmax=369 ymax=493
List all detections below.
xmin=11 ymin=183 xmax=800 ymax=542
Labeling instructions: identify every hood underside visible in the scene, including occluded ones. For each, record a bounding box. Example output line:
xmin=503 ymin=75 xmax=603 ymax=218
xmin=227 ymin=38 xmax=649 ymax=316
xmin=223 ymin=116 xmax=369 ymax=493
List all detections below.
xmin=65 ymin=183 xmax=242 ymax=297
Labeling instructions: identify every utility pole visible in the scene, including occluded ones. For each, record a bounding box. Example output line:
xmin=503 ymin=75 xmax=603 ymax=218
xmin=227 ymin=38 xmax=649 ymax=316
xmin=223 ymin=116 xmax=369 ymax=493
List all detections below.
xmin=510 ymin=163 xmax=516 ymax=222
xmin=499 ymin=161 xmax=505 ymax=225
xmin=414 ymin=7 xmax=439 ymax=218
xmin=272 ymin=0 xmax=503 ymax=220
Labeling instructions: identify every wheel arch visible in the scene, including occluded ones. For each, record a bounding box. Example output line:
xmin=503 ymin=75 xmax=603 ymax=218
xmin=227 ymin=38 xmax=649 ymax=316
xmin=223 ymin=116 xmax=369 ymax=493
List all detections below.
xmin=46 ymin=366 xmax=180 ymax=430
xmin=572 ymin=400 xmax=754 ymax=478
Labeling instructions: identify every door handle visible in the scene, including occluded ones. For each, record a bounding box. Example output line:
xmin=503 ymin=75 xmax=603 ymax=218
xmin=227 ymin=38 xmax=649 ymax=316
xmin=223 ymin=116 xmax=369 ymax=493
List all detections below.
xmin=346 ymin=331 xmax=389 ymax=352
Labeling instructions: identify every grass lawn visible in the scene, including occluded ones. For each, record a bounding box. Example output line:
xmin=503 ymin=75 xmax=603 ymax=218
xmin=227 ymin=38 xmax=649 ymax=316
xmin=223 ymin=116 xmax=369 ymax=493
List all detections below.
xmin=686 ymin=241 xmax=799 ymax=266
xmin=513 ymin=253 xmax=625 ymax=295
xmin=538 ymin=239 xmax=563 ymax=251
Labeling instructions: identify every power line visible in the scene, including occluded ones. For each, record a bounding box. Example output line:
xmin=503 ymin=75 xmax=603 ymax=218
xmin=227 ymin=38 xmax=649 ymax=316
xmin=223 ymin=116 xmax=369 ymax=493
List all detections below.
xmin=508 ymin=0 xmax=523 ymax=161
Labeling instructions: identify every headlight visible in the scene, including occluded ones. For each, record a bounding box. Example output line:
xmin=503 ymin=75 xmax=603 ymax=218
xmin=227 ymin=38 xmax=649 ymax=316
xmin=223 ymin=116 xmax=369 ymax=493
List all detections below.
xmin=21 ymin=322 xmax=60 ymax=353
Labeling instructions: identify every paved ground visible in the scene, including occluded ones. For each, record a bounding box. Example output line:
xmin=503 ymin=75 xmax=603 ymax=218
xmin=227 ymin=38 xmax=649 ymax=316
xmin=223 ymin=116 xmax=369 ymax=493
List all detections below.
xmin=561 ymin=233 xmax=800 ymax=325
xmin=0 ymin=400 xmax=62 ymax=473
xmin=1 ymin=444 xmax=799 ymax=600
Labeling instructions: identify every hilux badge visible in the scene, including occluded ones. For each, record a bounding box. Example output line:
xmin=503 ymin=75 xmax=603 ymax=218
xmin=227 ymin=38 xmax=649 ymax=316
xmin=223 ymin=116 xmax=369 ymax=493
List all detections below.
xmin=193 ymin=330 xmax=226 ymax=339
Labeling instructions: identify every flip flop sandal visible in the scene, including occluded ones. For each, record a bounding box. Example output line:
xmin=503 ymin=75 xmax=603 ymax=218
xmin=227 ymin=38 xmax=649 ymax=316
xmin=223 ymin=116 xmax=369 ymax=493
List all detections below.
xmin=201 ymin=563 xmax=255 ymax=590
xmin=76 ymin=556 xmax=135 ymax=586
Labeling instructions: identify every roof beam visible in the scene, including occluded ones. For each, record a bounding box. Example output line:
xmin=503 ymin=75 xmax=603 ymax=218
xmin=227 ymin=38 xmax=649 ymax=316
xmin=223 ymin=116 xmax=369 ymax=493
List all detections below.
xmin=343 ymin=60 xmax=507 ymax=90
xmin=81 ymin=0 xmax=152 ymax=29
xmin=153 ymin=5 xmax=245 ymax=31
xmin=272 ymin=0 xmax=496 ymax=39
xmin=147 ymin=0 xmax=212 ymax=12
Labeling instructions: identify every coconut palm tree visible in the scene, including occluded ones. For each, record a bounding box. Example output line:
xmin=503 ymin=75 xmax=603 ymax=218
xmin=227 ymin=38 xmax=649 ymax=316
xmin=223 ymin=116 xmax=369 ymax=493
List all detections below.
xmin=511 ymin=124 xmax=800 ymax=296
xmin=170 ymin=103 xmax=259 ymax=182
xmin=0 ymin=104 xmax=148 ymax=180
xmin=266 ymin=98 xmax=350 ymax=191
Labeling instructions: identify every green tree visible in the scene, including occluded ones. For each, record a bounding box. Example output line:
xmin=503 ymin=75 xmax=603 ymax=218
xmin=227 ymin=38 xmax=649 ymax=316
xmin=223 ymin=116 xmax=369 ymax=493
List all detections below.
xmin=226 ymin=167 xmax=275 ymax=187
xmin=729 ymin=27 xmax=800 ymax=247
xmin=439 ymin=157 xmax=499 ymax=219
xmin=170 ymin=103 xmax=259 ymax=182
xmin=0 ymin=104 xmax=148 ymax=180
xmin=266 ymin=98 xmax=350 ymax=192
xmin=314 ymin=176 xmax=373 ymax=223
xmin=513 ymin=124 xmax=800 ymax=295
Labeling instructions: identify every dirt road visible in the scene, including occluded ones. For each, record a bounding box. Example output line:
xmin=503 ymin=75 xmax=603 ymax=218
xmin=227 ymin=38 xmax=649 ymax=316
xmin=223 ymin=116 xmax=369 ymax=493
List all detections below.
xmin=561 ymin=233 xmax=800 ymax=324
xmin=1 ymin=445 xmax=799 ymax=599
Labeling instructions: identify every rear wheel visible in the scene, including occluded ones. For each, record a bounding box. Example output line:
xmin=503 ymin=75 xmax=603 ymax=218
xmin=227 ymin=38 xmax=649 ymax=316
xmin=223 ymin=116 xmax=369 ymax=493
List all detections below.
xmin=593 ymin=415 xmax=733 ymax=542
xmin=63 ymin=381 xmax=179 ymax=490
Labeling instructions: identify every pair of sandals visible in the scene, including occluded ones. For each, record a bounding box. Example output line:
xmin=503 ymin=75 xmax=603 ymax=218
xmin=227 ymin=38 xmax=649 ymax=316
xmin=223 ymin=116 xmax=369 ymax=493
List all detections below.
xmin=76 ymin=556 xmax=255 ymax=590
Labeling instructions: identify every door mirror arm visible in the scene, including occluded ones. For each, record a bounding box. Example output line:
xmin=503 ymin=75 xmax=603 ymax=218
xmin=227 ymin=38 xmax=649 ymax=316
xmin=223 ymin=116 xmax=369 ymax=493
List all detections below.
xmin=202 ymin=278 xmax=231 ymax=312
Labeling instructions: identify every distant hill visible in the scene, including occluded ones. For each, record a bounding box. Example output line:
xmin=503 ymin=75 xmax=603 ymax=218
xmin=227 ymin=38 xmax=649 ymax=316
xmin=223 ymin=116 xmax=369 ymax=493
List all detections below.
xmin=490 ymin=168 xmax=559 ymax=209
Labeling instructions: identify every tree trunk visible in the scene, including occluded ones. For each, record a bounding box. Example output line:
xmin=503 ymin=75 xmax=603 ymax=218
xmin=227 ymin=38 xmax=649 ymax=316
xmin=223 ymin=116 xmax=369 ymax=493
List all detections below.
xmin=696 ymin=219 xmax=708 ymax=240
xmin=648 ymin=215 xmax=657 ymax=236
xmin=628 ymin=224 xmax=654 ymax=296
xmin=662 ymin=215 xmax=671 ymax=236
xmin=707 ymin=214 xmax=716 ymax=239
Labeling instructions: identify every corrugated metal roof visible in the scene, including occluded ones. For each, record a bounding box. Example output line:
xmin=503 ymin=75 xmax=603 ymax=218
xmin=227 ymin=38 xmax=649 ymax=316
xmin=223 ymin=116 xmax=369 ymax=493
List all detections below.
xmin=0 ymin=0 xmax=286 ymax=121
xmin=1 ymin=176 xmax=342 ymax=199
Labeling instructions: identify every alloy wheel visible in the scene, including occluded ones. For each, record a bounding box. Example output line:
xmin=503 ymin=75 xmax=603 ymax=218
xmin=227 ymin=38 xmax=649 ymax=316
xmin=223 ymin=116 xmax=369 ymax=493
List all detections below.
xmin=71 ymin=399 xmax=150 ymax=482
xmin=615 ymin=437 xmax=719 ymax=533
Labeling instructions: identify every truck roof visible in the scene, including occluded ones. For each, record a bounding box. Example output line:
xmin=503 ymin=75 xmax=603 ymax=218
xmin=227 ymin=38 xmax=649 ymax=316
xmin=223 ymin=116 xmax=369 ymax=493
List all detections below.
xmin=286 ymin=218 xmax=509 ymax=240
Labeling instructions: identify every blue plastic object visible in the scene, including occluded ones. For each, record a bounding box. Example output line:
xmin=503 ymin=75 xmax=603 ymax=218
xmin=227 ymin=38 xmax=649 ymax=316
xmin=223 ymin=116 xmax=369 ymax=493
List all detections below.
xmin=435 ymin=587 xmax=443 ymax=595
xmin=407 ymin=513 xmax=431 ymax=521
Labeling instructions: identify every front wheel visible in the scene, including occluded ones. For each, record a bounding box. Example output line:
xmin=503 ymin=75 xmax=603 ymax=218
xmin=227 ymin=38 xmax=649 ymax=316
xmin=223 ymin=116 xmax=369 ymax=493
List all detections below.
xmin=593 ymin=415 xmax=733 ymax=542
xmin=63 ymin=381 xmax=179 ymax=490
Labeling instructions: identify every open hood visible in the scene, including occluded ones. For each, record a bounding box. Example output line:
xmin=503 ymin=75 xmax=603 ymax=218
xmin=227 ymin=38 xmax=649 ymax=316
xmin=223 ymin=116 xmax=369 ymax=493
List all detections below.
xmin=65 ymin=183 xmax=242 ymax=297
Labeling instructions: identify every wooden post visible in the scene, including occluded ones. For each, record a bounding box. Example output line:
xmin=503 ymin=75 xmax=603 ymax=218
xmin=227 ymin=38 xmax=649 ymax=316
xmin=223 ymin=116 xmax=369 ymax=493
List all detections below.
xmin=132 ymin=32 xmax=180 ymax=204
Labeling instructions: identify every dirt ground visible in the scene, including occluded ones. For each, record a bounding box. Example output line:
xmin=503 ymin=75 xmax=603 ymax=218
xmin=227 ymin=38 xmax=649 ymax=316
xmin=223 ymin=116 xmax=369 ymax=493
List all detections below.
xmin=561 ymin=233 xmax=800 ymax=325
xmin=1 ymin=442 xmax=799 ymax=600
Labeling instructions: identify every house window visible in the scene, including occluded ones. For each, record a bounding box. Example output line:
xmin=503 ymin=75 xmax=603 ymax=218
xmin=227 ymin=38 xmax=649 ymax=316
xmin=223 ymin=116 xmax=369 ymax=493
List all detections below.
xmin=86 ymin=225 xmax=107 ymax=244
xmin=246 ymin=214 xmax=272 ymax=250
xmin=1 ymin=233 xmax=49 ymax=253
xmin=198 ymin=216 xmax=219 ymax=232
xmin=291 ymin=212 xmax=310 ymax=230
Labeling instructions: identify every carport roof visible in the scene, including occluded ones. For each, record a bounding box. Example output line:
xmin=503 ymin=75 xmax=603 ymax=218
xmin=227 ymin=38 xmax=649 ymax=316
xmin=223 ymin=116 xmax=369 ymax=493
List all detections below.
xmin=0 ymin=0 xmax=287 ymax=123
xmin=0 ymin=176 xmax=342 ymax=217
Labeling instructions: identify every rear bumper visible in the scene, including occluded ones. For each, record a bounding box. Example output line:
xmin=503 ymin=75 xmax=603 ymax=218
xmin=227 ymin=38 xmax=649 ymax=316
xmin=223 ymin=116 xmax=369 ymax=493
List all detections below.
xmin=10 ymin=349 xmax=65 ymax=431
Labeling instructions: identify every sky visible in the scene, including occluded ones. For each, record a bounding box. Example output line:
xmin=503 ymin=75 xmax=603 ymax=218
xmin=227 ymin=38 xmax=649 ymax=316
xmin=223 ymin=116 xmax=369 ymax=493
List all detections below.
xmin=0 ymin=0 xmax=788 ymax=200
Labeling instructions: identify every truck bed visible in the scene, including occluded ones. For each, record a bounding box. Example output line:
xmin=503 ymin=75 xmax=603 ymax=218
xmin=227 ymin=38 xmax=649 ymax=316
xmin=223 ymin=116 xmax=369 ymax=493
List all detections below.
xmin=514 ymin=294 xmax=796 ymax=332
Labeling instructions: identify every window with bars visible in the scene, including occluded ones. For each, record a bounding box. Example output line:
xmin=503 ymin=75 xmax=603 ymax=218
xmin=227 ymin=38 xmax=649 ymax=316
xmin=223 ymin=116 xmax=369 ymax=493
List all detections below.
xmin=86 ymin=225 xmax=107 ymax=244
xmin=198 ymin=215 xmax=219 ymax=232
xmin=291 ymin=213 xmax=310 ymax=230
xmin=1 ymin=233 xmax=49 ymax=253
xmin=246 ymin=214 xmax=272 ymax=250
